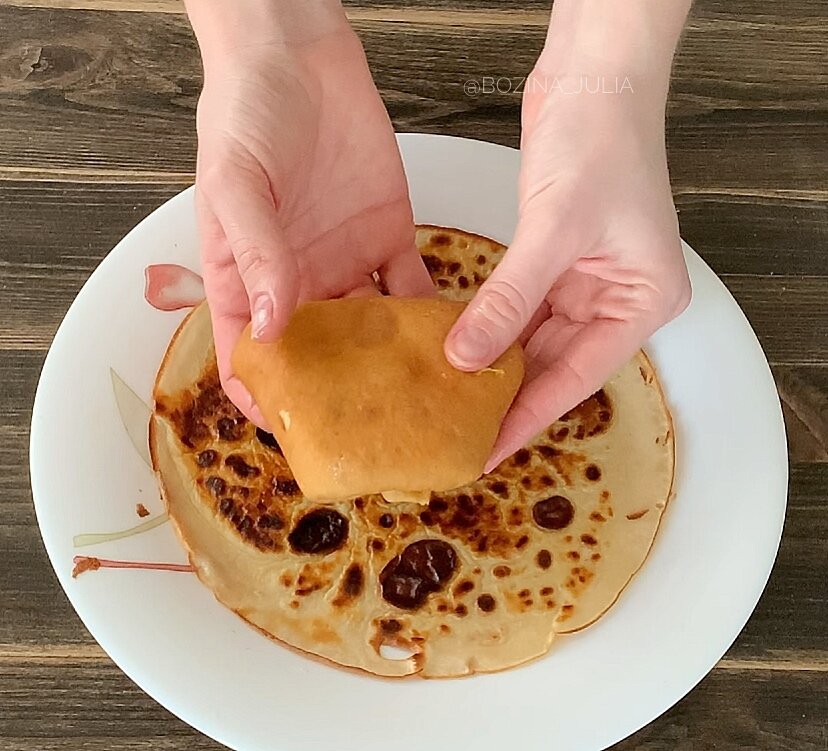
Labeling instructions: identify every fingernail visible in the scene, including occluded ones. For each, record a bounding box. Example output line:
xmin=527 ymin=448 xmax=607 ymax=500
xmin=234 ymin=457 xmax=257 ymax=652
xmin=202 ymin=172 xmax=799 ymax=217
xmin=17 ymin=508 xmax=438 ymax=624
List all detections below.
xmin=447 ymin=325 xmax=492 ymax=369
xmin=251 ymin=296 xmax=273 ymax=340
xmin=484 ymin=451 xmax=507 ymax=474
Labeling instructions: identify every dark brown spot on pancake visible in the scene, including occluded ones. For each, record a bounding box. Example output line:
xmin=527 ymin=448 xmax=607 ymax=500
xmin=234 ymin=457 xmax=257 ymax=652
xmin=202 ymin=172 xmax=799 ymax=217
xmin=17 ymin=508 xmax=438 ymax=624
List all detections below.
xmin=549 ymin=426 xmax=569 ymax=441
xmin=541 ymin=586 xmax=554 ymax=596
xmin=354 ymin=497 xmax=365 ymax=510
xmin=428 ymin=497 xmax=448 ymax=512
xmin=439 ymin=624 xmax=451 ymax=634
xmin=488 ymin=481 xmax=509 ymax=498
xmin=196 ymin=449 xmax=217 ymax=467
xmin=422 ymin=254 xmax=444 ymax=273
xmin=237 ymin=516 xmax=252 ymax=534
xmin=567 ymin=551 xmax=581 ymax=561
xmin=447 ymin=261 xmax=462 ymax=274
xmin=627 ymin=509 xmax=650 ymax=520
xmin=513 ymin=448 xmax=532 ymax=466
xmin=342 ymin=564 xmax=364 ymax=598
xmin=454 ymin=579 xmax=474 ymax=595
xmin=433 ymin=234 xmax=451 ymax=246
xmin=205 ymin=476 xmax=226 ymax=497
xmin=371 ymin=538 xmax=385 ymax=551
xmin=436 ymin=278 xmax=450 ymax=288
xmin=219 ymin=498 xmax=234 ymax=515
xmin=378 ymin=514 xmax=394 ymax=528
xmin=255 ymin=428 xmax=282 ymax=453
xmin=585 ymin=464 xmax=601 ymax=481
xmin=217 ymin=416 xmax=245 ymax=442
xmin=476 ymin=254 xmax=486 ymax=265
xmin=516 ymin=535 xmax=529 ymax=549
xmin=575 ymin=425 xmax=586 ymax=440
xmin=274 ymin=478 xmax=300 ymax=496
xmin=419 ymin=510 xmax=435 ymax=526
xmin=379 ymin=539 xmax=458 ymax=610
xmin=533 ymin=496 xmax=575 ymax=530
xmin=256 ymin=513 xmax=283 ymax=529
xmin=454 ymin=604 xmax=468 ymax=617
xmin=537 ymin=445 xmax=559 ymax=459
xmin=541 ymin=475 xmax=555 ymax=487
xmin=288 ymin=508 xmax=349 ymax=555
xmin=521 ymin=477 xmax=532 ymax=488
xmin=380 ymin=618 xmax=402 ymax=634
xmin=536 ymin=549 xmax=552 ymax=569
xmin=508 ymin=507 xmax=524 ymax=526
xmin=518 ymin=589 xmax=530 ymax=598
xmin=590 ymin=512 xmax=606 ymax=522
xmin=581 ymin=533 xmax=598 ymax=546
xmin=592 ymin=553 xmax=601 ymax=561
xmin=493 ymin=565 xmax=511 ymax=578
xmin=225 ymin=454 xmax=260 ymax=478
xmin=477 ymin=594 xmax=496 ymax=612
xmin=458 ymin=275 xmax=469 ymax=289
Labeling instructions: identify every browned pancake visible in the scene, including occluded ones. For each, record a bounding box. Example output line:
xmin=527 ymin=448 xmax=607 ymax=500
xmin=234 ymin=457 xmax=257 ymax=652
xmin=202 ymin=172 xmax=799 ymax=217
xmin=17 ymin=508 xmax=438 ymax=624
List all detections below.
xmin=150 ymin=226 xmax=674 ymax=677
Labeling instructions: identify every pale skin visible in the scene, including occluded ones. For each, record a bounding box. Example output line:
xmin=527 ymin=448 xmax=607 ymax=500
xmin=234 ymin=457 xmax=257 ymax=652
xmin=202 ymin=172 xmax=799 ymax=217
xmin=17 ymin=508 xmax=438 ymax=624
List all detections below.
xmin=185 ymin=0 xmax=693 ymax=468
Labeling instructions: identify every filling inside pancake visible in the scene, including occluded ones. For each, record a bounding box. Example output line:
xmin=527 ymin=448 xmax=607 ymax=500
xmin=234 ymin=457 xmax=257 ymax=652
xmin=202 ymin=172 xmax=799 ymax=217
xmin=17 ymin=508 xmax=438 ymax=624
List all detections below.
xmin=150 ymin=225 xmax=675 ymax=678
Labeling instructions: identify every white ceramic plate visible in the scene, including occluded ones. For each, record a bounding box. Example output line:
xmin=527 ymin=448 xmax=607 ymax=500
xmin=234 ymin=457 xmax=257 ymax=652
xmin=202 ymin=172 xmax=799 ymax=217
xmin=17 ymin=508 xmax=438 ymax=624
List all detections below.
xmin=30 ymin=134 xmax=788 ymax=751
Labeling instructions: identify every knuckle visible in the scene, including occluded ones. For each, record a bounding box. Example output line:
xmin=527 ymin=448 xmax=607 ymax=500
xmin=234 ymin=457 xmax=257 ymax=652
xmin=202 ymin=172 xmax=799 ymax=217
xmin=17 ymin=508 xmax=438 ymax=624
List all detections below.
xmin=233 ymin=241 xmax=271 ymax=279
xmin=476 ymin=279 xmax=534 ymax=331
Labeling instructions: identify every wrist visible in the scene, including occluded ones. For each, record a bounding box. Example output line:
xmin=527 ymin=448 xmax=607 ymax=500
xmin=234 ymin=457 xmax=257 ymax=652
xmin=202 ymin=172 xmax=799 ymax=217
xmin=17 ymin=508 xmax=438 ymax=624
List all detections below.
xmin=185 ymin=0 xmax=347 ymax=69
xmin=538 ymin=0 xmax=690 ymax=103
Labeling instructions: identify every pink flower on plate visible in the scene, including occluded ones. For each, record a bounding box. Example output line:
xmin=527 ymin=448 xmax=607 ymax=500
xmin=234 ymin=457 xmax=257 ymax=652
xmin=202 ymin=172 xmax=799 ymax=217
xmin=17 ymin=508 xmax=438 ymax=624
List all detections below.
xmin=144 ymin=264 xmax=205 ymax=311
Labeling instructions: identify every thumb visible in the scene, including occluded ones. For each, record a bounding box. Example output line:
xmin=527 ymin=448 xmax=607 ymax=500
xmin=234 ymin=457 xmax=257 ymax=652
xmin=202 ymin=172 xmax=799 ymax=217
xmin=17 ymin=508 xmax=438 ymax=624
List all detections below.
xmin=200 ymin=158 xmax=299 ymax=342
xmin=445 ymin=207 xmax=575 ymax=371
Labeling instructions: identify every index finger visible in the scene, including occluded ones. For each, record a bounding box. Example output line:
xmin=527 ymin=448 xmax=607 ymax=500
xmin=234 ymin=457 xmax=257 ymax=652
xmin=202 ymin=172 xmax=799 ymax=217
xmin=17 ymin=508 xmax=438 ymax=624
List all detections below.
xmin=196 ymin=192 xmax=269 ymax=429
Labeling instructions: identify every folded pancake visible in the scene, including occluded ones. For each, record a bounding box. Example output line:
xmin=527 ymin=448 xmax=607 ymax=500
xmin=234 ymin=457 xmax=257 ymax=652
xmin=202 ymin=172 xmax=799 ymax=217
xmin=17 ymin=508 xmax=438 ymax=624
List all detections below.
xmin=231 ymin=297 xmax=523 ymax=502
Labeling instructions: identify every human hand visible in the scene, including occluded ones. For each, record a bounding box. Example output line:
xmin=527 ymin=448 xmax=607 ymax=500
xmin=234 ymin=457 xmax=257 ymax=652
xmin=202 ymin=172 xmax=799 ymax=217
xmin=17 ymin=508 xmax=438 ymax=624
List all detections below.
xmin=187 ymin=0 xmax=432 ymax=424
xmin=445 ymin=4 xmax=692 ymax=470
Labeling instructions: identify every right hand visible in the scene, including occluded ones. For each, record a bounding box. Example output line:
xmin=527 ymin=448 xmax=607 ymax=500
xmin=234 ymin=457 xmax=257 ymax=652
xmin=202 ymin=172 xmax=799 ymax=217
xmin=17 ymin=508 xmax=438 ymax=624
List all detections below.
xmin=191 ymin=3 xmax=433 ymax=424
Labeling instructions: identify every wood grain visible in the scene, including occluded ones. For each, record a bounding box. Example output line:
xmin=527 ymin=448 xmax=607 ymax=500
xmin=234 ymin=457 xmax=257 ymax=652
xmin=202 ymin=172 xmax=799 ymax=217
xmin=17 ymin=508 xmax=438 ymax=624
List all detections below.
xmin=0 ymin=660 xmax=824 ymax=751
xmin=0 ymin=0 xmax=825 ymax=748
xmin=0 ymin=5 xmax=825 ymax=190
xmin=1 ymin=180 xmax=826 ymax=360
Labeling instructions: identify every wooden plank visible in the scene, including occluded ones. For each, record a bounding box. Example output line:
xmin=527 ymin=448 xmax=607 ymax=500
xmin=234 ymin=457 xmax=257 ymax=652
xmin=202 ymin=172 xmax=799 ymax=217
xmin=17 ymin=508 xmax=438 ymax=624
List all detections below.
xmin=676 ymin=194 xmax=828 ymax=277
xmin=720 ymin=276 xmax=828 ymax=365
xmin=0 ymin=180 xmax=826 ymax=357
xmin=2 ymin=0 xmax=828 ymax=24
xmin=774 ymin=365 xmax=828 ymax=461
xmin=0 ymin=6 xmax=824 ymax=188
xmin=0 ymin=659 xmax=823 ymax=750
xmin=4 ymin=265 xmax=825 ymax=361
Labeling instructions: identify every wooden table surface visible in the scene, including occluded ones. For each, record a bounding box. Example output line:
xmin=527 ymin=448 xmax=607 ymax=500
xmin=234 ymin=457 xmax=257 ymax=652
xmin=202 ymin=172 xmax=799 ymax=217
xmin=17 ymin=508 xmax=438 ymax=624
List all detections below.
xmin=0 ymin=0 xmax=826 ymax=749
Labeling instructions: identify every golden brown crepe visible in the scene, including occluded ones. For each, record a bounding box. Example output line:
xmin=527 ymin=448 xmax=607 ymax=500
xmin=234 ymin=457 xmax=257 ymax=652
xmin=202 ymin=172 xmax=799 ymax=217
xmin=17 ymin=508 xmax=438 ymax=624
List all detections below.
xmin=231 ymin=297 xmax=523 ymax=502
xmin=149 ymin=225 xmax=675 ymax=678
